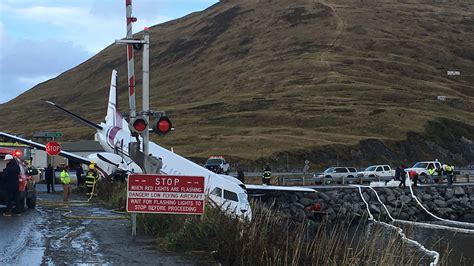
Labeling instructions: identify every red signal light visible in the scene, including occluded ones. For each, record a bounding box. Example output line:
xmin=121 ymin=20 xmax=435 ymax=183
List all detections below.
xmin=153 ymin=116 xmax=172 ymax=136
xmin=130 ymin=116 xmax=148 ymax=134
xmin=13 ymin=149 xmax=22 ymax=157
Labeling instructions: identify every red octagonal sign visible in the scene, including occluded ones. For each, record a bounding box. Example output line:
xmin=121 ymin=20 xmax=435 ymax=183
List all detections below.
xmin=46 ymin=141 xmax=61 ymax=156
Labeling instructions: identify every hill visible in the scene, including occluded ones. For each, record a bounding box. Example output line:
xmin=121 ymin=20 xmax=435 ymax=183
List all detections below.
xmin=1 ymin=0 xmax=474 ymax=169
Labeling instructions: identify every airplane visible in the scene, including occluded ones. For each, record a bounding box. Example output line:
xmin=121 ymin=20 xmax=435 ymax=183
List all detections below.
xmin=0 ymin=69 xmax=316 ymax=219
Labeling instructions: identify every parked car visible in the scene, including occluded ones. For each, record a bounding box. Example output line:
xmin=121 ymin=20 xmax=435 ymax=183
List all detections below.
xmin=358 ymin=165 xmax=395 ymax=180
xmin=0 ymin=148 xmax=37 ymax=213
xmin=314 ymin=167 xmax=358 ymax=180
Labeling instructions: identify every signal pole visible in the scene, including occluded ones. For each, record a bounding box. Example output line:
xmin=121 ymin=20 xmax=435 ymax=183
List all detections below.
xmin=142 ymin=28 xmax=150 ymax=156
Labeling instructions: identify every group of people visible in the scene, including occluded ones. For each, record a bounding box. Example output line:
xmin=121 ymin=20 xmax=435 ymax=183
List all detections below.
xmin=394 ymin=163 xmax=456 ymax=189
xmin=43 ymin=162 xmax=100 ymax=201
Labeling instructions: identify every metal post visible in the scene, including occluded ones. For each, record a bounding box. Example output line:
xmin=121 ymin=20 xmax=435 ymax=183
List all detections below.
xmin=126 ymin=0 xmax=137 ymax=118
xmin=142 ymin=28 xmax=150 ymax=156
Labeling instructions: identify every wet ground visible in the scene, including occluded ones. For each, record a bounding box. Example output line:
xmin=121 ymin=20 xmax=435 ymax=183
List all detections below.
xmin=0 ymin=184 xmax=214 ymax=265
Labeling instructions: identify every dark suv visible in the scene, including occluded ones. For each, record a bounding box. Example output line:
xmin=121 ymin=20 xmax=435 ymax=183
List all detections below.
xmin=0 ymin=149 xmax=37 ymax=213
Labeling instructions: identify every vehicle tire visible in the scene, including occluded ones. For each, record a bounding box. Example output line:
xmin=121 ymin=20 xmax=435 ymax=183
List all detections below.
xmin=419 ymin=173 xmax=428 ymax=184
xmin=369 ymin=174 xmax=375 ymax=177
xmin=27 ymin=196 xmax=36 ymax=209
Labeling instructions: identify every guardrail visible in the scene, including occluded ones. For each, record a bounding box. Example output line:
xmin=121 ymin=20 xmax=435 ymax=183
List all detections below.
xmin=277 ymin=172 xmax=473 ymax=186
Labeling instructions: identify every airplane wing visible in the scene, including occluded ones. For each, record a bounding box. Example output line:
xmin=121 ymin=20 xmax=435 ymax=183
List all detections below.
xmin=0 ymin=131 xmax=91 ymax=165
xmin=245 ymin=184 xmax=316 ymax=195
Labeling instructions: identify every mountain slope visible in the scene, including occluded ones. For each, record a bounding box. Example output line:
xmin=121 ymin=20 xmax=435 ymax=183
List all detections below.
xmin=1 ymin=0 xmax=474 ymax=167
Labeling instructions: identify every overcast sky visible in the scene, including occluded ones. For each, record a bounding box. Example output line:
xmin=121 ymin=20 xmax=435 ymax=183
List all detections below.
xmin=0 ymin=0 xmax=218 ymax=104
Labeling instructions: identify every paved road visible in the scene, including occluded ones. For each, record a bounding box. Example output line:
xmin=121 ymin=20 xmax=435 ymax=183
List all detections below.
xmin=1 ymin=184 xmax=213 ymax=265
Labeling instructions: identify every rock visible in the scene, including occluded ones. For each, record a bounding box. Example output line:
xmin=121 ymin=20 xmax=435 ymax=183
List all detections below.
xmin=353 ymin=204 xmax=361 ymax=213
xmin=339 ymin=207 xmax=347 ymax=215
xmin=276 ymin=194 xmax=289 ymax=203
xmin=434 ymin=199 xmax=448 ymax=208
xmin=446 ymin=198 xmax=460 ymax=206
xmin=299 ymin=197 xmax=314 ymax=206
xmin=436 ymin=208 xmax=455 ymax=216
xmin=379 ymin=194 xmax=387 ymax=204
xmin=463 ymin=213 xmax=474 ymax=221
xmin=385 ymin=195 xmax=396 ymax=204
xmin=370 ymin=204 xmax=381 ymax=213
xmin=392 ymin=200 xmax=401 ymax=207
xmin=292 ymin=209 xmax=306 ymax=222
xmin=318 ymin=192 xmax=330 ymax=201
xmin=449 ymin=214 xmax=458 ymax=220
xmin=343 ymin=202 xmax=352 ymax=210
xmin=445 ymin=188 xmax=454 ymax=199
xmin=306 ymin=192 xmax=319 ymax=200
xmin=342 ymin=194 xmax=352 ymax=202
xmin=362 ymin=192 xmax=370 ymax=202
xmin=289 ymin=194 xmax=298 ymax=203
xmin=400 ymin=195 xmax=411 ymax=204
xmin=294 ymin=202 xmax=305 ymax=209
xmin=454 ymin=187 xmax=465 ymax=196
xmin=422 ymin=194 xmax=433 ymax=201
xmin=383 ymin=188 xmax=395 ymax=198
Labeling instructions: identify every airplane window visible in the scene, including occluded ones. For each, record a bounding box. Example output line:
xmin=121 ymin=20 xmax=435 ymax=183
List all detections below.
xmin=211 ymin=187 xmax=222 ymax=197
xmin=224 ymin=190 xmax=238 ymax=202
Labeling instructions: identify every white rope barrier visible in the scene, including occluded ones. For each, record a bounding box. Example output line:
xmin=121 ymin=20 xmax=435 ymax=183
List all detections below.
xmin=407 ymin=180 xmax=474 ymax=228
xmin=354 ymin=185 xmax=440 ymax=266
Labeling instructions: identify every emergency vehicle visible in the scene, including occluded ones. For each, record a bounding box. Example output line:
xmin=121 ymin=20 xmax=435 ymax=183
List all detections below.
xmin=0 ymin=148 xmax=37 ymax=212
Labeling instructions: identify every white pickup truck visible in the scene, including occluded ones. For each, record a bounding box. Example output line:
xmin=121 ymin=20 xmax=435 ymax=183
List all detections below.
xmin=405 ymin=161 xmax=442 ymax=179
xmin=358 ymin=165 xmax=395 ymax=179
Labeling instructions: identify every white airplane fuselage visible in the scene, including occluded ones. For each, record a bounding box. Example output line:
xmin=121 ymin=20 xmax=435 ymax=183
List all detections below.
xmin=95 ymin=120 xmax=251 ymax=218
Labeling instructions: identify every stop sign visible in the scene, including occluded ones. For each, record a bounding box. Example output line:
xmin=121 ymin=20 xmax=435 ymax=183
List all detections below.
xmin=46 ymin=141 xmax=61 ymax=156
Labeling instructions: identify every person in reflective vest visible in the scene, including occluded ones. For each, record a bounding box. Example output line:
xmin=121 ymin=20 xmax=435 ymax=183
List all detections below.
xmin=86 ymin=162 xmax=99 ymax=198
xmin=445 ymin=164 xmax=454 ymax=185
xmin=427 ymin=166 xmax=436 ymax=184
xmin=262 ymin=164 xmax=272 ymax=185
xmin=60 ymin=166 xmax=71 ymax=201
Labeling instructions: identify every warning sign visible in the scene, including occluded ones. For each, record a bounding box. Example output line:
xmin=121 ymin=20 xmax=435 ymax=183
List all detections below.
xmin=126 ymin=174 xmax=205 ymax=215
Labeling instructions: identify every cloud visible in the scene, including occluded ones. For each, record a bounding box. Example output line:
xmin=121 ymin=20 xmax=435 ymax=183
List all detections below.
xmin=0 ymin=1 xmax=218 ymax=104
xmin=0 ymin=38 xmax=91 ymax=103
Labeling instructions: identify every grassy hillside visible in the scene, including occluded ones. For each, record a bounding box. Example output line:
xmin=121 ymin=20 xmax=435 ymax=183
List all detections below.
xmin=1 ymin=0 xmax=473 ymax=166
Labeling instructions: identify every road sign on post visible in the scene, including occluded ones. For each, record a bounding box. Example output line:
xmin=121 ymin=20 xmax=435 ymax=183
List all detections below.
xmin=45 ymin=141 xmax=61 ymax=156
xmin=127 ymin=174 xmax=205 ymax=215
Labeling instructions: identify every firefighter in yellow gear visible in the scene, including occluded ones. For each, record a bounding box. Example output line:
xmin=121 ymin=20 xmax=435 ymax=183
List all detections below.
xmin=85 ymin=162 xmax=99 ymax=198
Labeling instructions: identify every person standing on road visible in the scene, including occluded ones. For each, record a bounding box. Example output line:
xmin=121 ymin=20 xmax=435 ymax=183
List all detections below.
xmin=445 ymin=164 xmax=454 ymax=185
xmin=262 ymin=164 xmax=272 ymax=185
xmin=428 ymin=165 xmax=436 ymax=184
xmin=2 ymin=154 xmax=20 ymax=216
xmin=45 ymin=164 xmax=55 ymax=193
xmin=236 ymin=165 xmax=245 ymax=183
xmin=60 ymin=166 xmax=71 ymax=201
xmin=76 ymin=165 xmax=84 ymax=186
xmin=398 ymin=165 xmax=407 ymax=189
xmin=409 ymin=170 xmax=418 ymax=187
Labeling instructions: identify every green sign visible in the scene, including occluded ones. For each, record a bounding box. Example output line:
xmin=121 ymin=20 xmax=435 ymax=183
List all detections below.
xmin=34 ymin=132 xmax=63 ymax=138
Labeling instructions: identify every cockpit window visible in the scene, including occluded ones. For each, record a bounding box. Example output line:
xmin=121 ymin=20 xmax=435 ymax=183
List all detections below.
xmin=224 ymin=190 xmax=238 ymax=202
xmin=211 ymin=187 xmax=222 ymax=197
xmin=238 ymin=193 xmax=247 ymax=204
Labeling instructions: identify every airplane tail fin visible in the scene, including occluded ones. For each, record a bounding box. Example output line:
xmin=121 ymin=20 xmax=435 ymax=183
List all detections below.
xmin=105 ymin=70 xmax=126 ymax=129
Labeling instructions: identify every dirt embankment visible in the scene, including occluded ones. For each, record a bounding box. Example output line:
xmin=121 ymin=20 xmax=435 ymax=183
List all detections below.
xmin=232 ymin=118 xmax=474 ymax=171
